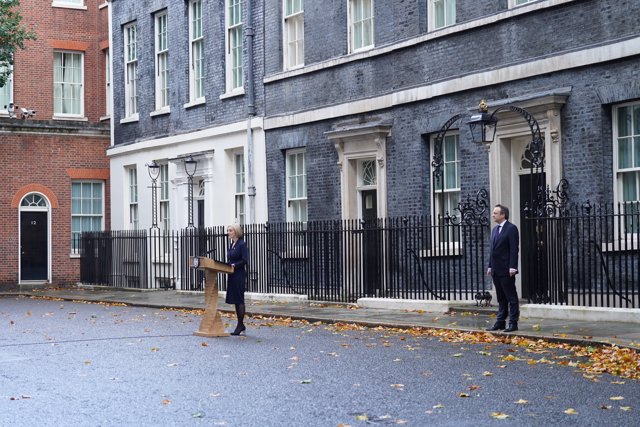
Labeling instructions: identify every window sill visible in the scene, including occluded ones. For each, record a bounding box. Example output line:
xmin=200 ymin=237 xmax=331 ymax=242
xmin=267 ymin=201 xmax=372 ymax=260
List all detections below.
xmin=120 ymin=114 xmax=139 ymax=124
xmin=150 ymin=107 xmax=171 ymax=117
xmin=420 ymin=246 xmax=462 ymax=258
xmin=284 ymin=63 xmax=304 ymax=72
xmin=184 ymin=98 xmax=206 ymax=109
xmin=219 ymin=88 xmax=245 ymax=100
xmin=349 ymin=44 xmax=375 ymax=55
xmin=279 ymin=248 xmax=308 ymax=259
xmin=51 ymin=2 xmax=87 ymax=10
xmin=69 ymin=252 xmax=80 ymax=259
xmin=53 ymin=115 xmax=88 ymax=121
xmin=98 ymin=2 xmax=109 ymax=9
xmin=601 ymin=239 xmax=639 ymax=253
xmin=99 ymin=115 xmax=111 ymax=122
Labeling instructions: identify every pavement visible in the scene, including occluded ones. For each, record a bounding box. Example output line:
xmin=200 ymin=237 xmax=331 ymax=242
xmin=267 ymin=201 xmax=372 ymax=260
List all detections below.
xmin=1 ymin=285 xmax=639 ymax=350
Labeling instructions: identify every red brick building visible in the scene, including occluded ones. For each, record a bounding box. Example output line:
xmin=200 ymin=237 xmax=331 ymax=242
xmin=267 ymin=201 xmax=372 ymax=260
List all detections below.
xmin=0 ymin=0 xmax=110 ymax=286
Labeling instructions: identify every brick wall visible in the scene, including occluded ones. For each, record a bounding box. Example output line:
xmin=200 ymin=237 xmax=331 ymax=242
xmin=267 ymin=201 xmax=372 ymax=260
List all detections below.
xmin=0 ymin=0 xmax=110 ymax=286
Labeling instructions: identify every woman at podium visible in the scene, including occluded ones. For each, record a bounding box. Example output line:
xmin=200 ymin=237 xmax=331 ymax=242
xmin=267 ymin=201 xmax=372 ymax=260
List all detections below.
xmin=226 ymin=223 xmax=248 ymax=335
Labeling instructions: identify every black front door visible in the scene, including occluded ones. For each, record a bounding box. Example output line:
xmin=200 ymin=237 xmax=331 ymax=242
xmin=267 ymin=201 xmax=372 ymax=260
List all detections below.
xmin=21 ymin=211 xmax=48 ymax=281
xmin=361 ymin=190 xmax=380 ymax=296
xmin=520 ymin=172 xmax=546 ymax=301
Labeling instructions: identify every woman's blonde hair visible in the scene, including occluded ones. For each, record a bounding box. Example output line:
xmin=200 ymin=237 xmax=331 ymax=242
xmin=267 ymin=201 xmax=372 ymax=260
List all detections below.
xmin=227 ymin=223 xmax=244 ymax=239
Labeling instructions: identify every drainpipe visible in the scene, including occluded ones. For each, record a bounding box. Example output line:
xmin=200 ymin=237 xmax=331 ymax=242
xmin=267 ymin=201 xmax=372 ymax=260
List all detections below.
xmin=245 ymin=0 xmax=256 ymax=224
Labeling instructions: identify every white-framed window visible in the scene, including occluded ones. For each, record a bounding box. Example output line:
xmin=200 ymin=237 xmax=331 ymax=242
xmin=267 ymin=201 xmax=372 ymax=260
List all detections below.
xmin=348 ymin=0 xmax=374 ymax=53
xmin=53 ymin=51 xmax=83 ymax=117
xmin=159 ymin=163 xmax=170 ymax=232
xmin=104 ymin=48 xmax=111 ymax=117
xmin=226 ymin=0 xmax=243 ymax=92
xmin=283 ymin=0 xmax=304 ymax=70
xmin=0 ymin=65 xmax=12 ymax=115
xmin=124 ymin=23 xmax=138 ymax=118
xmin=189 ymin=0 xmax=205 ymax=101
xmin=154 ymin=11 xmax=169 ymax=111
xmin=128 ymin=167 xmax=139 ymax=230
xmin=429 ymin=0 xmax=456 ymax=30
xmin=286 ymin=149 xmax=307 ymax=222
xmin=234 ymin=152 xmax=246 ymax=224
xmin=431 ymin=133 xmax=461 ymax=246
xmin=613 ymin=102 xmax=640 ymax=235
xmin=71 ymin=181 xmax=104 ymax=253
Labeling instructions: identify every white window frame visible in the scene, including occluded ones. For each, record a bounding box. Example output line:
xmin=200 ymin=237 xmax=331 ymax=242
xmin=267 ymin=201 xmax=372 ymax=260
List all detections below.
xmin=104 ymin=48 xmax=111 ymax=117
xmin=71 ymin=181 xmax=104 ymax=254
xmin=123 ymin=23 xmax=138 ymax=120
xmin=188 ymin=0 xmax=205 ymax=104
xmin=286 ymin=149 xmax=307 ymax=223
xmin=225 ymin=0 xmax=244 ymax=94
xmin=154 ymin=11 xmax=170 ymax=113
xmin=0 ymin=65 xmax=12 ymax=116
xmin=612 ymin=101 xmax=640 ymax=246
xmin=234 ymin=151 xmax=246 ymax=224
xmin=429 ymin=133 xmax=461 ymax=255
xmin=159 ymin=163 xmax=170 ymax=232
xmin=53 ymin=51 xmax=84 ymax=118
xmin=348 ymin=0 xmax=374 ymax=53
xmin=428 ymin=0 xmax=456 ymax=31
xmin=128 ymin=167 xmax=139 ymax=230
xmin=283 ymin=0 xmax=304 ymax=70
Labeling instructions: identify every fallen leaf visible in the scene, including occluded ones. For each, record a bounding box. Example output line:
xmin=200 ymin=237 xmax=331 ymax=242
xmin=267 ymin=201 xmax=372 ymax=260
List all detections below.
xmin=458 ymin=393 xmax=470 ymax=398
xmin=482 ymin=371 xmax=493 ymax=376
xmin=564 ymin=408 xmax=578 ymax=415
xmin=532 ymin=324 xmax=541 ymax=331
xmin=151 ymin=347 xmax=160 ymax=352
xmin=354 ymin=414 xmax=368 ymax=421
xmin=201 ymin=342 xmax=209 ymax=347
xmin=452 ymin=353 xmax=463 ymax=357
xmin=300 ymin=379 xmax=312 ymax=384
xmin=433 ymin=404 xmax=445 ymax=409
xmin=162 ymin=399 xmax=171 ymax=405
xmin=514 ymin=399 xmax=528 ymax=404
xmin=192 ymin=412 xmax=205 ymax=418
xmin=620 ymin=406 xmax=632 ymax=411
xmin=610 ymin=396 xmax=624 ymax=401
xmin=600 ymin=405 xmax=612 ymax=410
xmin=490 ymin=412 xmax=510 ymax=420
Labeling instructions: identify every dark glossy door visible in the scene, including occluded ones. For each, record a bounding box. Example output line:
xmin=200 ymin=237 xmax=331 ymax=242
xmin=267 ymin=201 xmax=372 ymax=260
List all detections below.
xmin=520 ymin=173 xmax=546 ymax=301
xmin=21 ymin=211 xmax=48 ymax=281
xmin=361 ymin=190 xmax=380 ymax=296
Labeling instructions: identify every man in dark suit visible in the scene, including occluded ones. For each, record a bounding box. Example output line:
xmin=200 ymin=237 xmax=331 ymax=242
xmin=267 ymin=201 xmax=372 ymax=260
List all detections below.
xmin=486 ymin=204 xmax=520 ymax=333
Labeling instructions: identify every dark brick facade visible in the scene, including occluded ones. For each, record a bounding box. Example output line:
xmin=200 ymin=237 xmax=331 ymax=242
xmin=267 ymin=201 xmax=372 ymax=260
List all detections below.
xmin=110 ymin=0 xmax=265 ymax=146
xmin=263 ymin=0 xmax=640 ymax=222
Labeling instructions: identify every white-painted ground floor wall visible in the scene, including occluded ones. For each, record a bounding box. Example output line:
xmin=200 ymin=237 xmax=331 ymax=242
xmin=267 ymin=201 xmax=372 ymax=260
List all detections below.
xmin=108 ymin=118 xmax=268 ymax=230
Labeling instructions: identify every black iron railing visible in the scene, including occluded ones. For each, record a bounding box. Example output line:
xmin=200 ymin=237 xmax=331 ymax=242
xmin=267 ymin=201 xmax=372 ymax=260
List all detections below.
xmin=80 ymin=205 xmax=639 ymax=307
xmin=80 ymin=218 xmax=490 ymax=302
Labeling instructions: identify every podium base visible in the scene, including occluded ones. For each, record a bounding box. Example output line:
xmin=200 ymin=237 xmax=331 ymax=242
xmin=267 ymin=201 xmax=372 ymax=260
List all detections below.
xmin=194 ymin=331 xmax=230 ymax=338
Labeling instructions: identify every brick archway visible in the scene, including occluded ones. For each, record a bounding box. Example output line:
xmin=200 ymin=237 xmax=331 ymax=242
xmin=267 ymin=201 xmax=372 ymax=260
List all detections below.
xmin=11 ymin=184 xmax=59 ymax=208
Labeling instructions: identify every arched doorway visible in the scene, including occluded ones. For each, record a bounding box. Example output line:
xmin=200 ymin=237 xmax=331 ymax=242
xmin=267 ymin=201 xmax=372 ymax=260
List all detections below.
xmin=20 ymin=193 xmax=50 ymax=282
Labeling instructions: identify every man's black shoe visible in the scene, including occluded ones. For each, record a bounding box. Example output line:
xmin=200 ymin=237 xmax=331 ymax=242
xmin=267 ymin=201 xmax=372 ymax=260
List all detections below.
xmin=504 ymin=323 xmax=518 ymax=332
xmin=486 ymin=322 xmax=506 ymax=331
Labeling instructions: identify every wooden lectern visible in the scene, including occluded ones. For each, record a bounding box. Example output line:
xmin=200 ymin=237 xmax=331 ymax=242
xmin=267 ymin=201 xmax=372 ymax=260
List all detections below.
xmin=190 ymin=256 xmax=234 ymax=337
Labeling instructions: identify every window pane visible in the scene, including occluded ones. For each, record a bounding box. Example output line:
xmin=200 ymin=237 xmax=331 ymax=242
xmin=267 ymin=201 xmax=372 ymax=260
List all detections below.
xmin=635 ymin=136 xmax=640 ymax=168
xmin=618 ymin=137 xmax=632 ymax=169
xmin=618 ymin=106 xmax=631 ymax=137
xmin=622 ymin=172 xmax=637 ymax=202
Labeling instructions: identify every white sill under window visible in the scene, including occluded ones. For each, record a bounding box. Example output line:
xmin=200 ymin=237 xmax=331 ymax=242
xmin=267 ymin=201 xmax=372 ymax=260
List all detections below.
xmin=150 ymin=107 xmax=171 ymax=117
xmin=601 ymin=237 xmax=639 ymax=253
xmin=421 ymin=245 xmax=462 ymax=258
xmin=51 ymin=1 xmax=87 ymax=10
xmin=279 ymin=247 xmax=308 ymax=259
xmin=99 ymin=115 xmax=111 ymax=122
xmin=120 ymin=114 xmax=139 ymax=124
xmin=53 ymin=115 xmax=88 ymax=121
xmin=184 ymin=98 xmax=206 ymax=109
xmin=219 ymin=87 xmax=245 ymax=100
